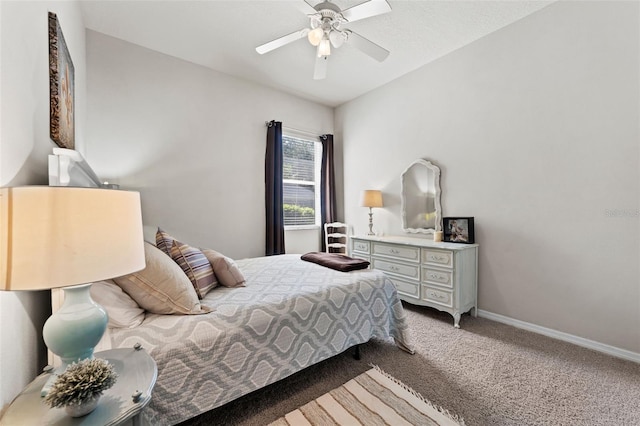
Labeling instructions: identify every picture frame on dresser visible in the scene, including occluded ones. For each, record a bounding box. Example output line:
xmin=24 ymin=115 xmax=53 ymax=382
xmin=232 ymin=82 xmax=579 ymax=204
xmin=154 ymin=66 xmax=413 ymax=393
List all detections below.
xmin=443 ymin=217 xmax=475 ymax=244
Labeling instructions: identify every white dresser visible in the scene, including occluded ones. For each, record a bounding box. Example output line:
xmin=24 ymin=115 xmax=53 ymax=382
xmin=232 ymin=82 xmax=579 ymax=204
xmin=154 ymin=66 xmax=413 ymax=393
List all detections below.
xmin=351 ymin=235 xmax=478 ymax=328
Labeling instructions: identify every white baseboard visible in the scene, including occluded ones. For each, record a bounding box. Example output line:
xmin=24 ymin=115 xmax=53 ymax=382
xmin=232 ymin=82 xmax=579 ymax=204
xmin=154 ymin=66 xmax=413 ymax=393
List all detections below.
xmin=477 ymin=310 xmax=640 ymax=364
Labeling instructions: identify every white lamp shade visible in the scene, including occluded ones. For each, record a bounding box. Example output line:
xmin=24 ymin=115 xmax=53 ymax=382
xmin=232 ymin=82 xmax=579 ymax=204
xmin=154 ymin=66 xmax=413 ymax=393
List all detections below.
xmin=360 ymin=190 xmax=383 ymax=208
xmin=0 ymin=186 xmax=145 ymax=291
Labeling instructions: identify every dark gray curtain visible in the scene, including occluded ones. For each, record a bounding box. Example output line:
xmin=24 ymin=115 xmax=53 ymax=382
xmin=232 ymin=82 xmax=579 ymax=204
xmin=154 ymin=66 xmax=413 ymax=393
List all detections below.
xmin=320 ymin=134 xmax=336 ymax=252
xmin=265 ymin=121 xmax=285 ymax=256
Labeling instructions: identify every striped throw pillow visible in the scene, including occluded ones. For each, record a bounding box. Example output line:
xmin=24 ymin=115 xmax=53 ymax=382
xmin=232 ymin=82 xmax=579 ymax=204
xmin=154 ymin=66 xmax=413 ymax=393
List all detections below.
xmin=155 ymin=228 xmax=175 ymax=256
xmin=170 ymin=240 xmax=218 ymax=299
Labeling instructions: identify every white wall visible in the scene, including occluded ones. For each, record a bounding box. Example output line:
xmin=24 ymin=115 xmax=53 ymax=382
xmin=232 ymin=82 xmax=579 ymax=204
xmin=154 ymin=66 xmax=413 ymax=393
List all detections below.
xmin=1 ymin=5 xmax=636 ymax=416
xmin=0 ymin=0 xmax=86 ymax=411
xmin=85 ymin=31 xmax=333 ymax=259
xmin=337 ymin=1 xmax=639 ymax=354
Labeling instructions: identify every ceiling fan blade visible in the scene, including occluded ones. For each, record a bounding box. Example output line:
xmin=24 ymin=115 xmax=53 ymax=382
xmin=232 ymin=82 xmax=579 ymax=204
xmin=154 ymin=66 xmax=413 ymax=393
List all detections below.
xmin=341 ymin=0 xmax=391 ymax=23
xmin=347 ymin=31 xmax=389 ymax=62
xmin=298 ymin=1 xmax=320 ymax=14
xmin=256 ymin=28 xmax=309 ymax=55
xmin=314 ymin=55 xmax=328 ymax=80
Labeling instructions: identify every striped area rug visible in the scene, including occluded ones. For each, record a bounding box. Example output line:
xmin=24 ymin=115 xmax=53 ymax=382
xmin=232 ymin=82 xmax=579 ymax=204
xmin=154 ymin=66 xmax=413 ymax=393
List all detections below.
xmin=270 ymin=366 xmax=465 ymax=426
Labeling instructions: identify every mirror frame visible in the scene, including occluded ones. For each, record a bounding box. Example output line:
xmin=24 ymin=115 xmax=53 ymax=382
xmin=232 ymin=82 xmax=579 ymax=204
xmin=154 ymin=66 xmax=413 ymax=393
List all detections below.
xmin=401 ymin=159 xmax=442 ymax=234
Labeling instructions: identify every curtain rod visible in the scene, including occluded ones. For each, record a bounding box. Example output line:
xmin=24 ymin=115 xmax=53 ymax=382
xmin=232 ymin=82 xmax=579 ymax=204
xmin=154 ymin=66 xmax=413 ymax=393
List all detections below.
xmin=264 ymin=121 xmax=326 ymax=138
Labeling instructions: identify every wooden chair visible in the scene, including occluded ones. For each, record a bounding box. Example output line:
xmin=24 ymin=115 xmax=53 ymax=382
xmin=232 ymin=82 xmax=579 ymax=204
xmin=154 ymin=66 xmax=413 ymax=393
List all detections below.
xmin=324 ymin=222 xmax=349 ymax=255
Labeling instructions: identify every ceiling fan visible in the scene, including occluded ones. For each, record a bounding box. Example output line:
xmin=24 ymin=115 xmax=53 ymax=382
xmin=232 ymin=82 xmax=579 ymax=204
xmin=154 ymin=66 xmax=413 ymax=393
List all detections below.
xmin=255 ymin=0 xmax=392 ymax=80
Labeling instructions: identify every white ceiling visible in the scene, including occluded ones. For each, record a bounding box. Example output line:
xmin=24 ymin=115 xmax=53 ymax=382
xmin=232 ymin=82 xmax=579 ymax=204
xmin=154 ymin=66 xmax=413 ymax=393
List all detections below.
xmin=80 ymin=0 xmax=553 ymax=107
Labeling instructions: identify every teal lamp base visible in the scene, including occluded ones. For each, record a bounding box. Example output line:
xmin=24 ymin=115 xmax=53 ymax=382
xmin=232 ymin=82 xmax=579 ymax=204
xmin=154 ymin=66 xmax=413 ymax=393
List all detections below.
xmin=41 ymin=283 xmax=108 ymax=395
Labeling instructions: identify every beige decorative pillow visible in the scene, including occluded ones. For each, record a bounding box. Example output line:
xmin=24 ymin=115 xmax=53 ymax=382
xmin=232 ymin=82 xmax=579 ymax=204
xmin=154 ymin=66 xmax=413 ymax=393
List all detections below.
xmin=113 ymin=242 xmax=212 ymax=315
xmin=90 ymin=279 xmax=145 ymax=328
xmin=201 ymin=249 xmax=246 ymax=288
xmin=170 ymin=240 xmax=218 ymax=299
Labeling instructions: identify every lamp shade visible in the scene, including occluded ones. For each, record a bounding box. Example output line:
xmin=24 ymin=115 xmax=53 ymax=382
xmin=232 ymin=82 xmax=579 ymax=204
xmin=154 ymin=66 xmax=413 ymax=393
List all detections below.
xmin=0 ymin=186 xmax=145 ymax=291
xmin=318 ymin=37 xmax=331 ymax=57
xmin=307 ymin=27 xmax=324 ymax=46
xmin=360 ymin=190 xmax=383 ymax=208
xmin=329 ymin=30 xmax=346 ymax=48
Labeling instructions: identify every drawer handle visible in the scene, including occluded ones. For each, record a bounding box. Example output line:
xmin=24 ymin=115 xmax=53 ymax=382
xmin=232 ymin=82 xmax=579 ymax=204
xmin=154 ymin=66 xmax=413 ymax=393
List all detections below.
xmin=428 ymin=273 xmax=446 ymax=281
xmin=390 ymin=249 xmax=400 ymax=254
xmin=428 ymin=254 xmax=448 ymax=262
xmin=428 ymin=291 xmax=446 ymax=301
xmin=390 ymin=265 xmax=399 ymax=272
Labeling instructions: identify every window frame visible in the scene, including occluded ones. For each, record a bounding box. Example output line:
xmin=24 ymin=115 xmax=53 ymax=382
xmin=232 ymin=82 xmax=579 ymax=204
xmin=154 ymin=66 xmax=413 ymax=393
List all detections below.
xmin=282 ymin=132 xmax=322 ymax=230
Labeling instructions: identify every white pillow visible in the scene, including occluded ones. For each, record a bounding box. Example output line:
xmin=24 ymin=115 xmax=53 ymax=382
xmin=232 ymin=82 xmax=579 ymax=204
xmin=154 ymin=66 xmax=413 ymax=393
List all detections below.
xmin=90 ymin=280 xmax=145 ymax=329
xmin=95 ymin=326 xmax=113 ymax=352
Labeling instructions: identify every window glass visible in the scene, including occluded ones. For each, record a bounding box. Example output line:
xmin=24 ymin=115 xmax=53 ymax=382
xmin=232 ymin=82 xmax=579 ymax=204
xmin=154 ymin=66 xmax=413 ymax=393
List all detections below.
xmin=283 ymin=135 xmax=321 ymax=227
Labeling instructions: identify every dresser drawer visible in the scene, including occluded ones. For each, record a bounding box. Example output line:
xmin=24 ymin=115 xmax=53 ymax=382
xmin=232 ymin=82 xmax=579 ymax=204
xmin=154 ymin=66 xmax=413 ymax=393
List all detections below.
xmin=373 ymin=243 xmax=420 ymax=262
xmin=422 ymin=249 xmax=453 ymax=268
xmin=421 ymin=285 xmax=453 ymax=308
xmin=389 ymin=277 xmax=420 ymax=299
xmin=373 ymin=258 xmax=420 ymax=281
xmin=422 ymin=267 xmax=453 ymax=288
xmin=352 ymin=240 xmax=370 ymax=254
xmin=351 ymin=254 xmax=370 ymax=265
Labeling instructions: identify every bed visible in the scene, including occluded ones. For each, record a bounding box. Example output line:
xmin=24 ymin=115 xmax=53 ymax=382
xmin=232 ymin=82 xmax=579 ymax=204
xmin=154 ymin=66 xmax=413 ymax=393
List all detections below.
xmin=102 ymin=252 xmax=413 ymax=425
xmin=47 ymin=150 xmax=413 ymax=425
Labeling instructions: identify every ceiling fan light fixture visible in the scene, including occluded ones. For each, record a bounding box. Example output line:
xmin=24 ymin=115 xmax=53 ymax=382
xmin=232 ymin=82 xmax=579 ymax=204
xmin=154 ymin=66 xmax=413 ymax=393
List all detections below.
xmin=255 ymin=0 xmax=392 ymax=79
xmin=307 ymin=27 xmax=324 ymax=46
xmin=317 ymin=38 xmax=331 ymax=57
xmin=329 ymin=30 xmax=346 ymax=48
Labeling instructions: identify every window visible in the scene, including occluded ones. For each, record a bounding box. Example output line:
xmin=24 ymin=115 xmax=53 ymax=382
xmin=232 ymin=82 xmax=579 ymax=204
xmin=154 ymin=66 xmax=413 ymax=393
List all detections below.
xmin=283 ymin=134 xmax=322 ymax=228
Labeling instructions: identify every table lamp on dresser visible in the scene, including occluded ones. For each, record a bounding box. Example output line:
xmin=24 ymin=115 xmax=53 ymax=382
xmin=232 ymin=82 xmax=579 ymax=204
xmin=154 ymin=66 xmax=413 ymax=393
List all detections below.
xmin=360 ymin=189 xmax=383 ymax=235
xmin=0 ymin=186 xmax=145 ymax=394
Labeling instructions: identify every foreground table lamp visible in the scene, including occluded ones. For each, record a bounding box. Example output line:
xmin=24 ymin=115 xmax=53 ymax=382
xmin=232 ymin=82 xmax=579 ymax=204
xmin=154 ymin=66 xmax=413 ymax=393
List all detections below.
xmin=360 ymin=190 xmax=383 ymax=235
xmin=0 ymin=186 xmax=145 ymax=394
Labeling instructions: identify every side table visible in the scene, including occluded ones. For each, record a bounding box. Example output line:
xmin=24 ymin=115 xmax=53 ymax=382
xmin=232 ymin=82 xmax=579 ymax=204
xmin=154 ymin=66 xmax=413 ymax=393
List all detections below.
xmin=0 ymin=345 xmax=157 ymax=426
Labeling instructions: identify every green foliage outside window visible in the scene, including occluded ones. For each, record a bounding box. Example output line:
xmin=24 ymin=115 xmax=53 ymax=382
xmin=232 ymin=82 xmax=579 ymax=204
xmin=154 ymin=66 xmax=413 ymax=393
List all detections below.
xmin=284 ymin=203 xmax=315 ymax=218
xmin=283 ymin=138 xmax=315 ymax=181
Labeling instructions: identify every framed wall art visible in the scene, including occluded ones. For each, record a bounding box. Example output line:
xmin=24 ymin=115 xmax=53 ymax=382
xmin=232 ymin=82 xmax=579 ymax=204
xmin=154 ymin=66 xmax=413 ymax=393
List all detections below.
xmin=443 ymin=217 xmax=475 ymax=244
xmin=48 ymin=11 xmax=75 ymax=149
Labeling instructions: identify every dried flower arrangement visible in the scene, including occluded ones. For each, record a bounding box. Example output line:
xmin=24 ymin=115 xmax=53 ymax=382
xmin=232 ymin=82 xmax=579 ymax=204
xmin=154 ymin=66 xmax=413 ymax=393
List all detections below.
xmin=45 ymin=358 xmax=118 ymax=410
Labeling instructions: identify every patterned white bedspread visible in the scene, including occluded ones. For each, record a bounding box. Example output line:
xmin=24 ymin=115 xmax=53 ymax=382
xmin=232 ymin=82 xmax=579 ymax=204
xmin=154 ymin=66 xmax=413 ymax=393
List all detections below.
xmin=110 ymin=254 xmax=413 ymax=425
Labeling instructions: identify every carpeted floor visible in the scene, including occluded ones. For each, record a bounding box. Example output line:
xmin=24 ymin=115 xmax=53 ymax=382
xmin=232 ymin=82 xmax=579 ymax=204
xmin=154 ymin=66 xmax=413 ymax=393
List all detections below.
xmin=178 ymin=303 xmax=640 ymax=426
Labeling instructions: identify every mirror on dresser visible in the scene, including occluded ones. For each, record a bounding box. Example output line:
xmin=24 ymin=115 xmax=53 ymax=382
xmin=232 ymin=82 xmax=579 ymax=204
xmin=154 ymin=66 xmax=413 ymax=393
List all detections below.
xmin=401 ymin=159 xmax=442 ymax=234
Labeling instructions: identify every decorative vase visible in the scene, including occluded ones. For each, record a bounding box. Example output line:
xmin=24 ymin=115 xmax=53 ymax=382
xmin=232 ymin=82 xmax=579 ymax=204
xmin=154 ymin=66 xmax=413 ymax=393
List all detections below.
xmin=65 ymin=395 xmax=101 ymax=417
xmin=43 ymin=283 xmax=108 ymax=369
